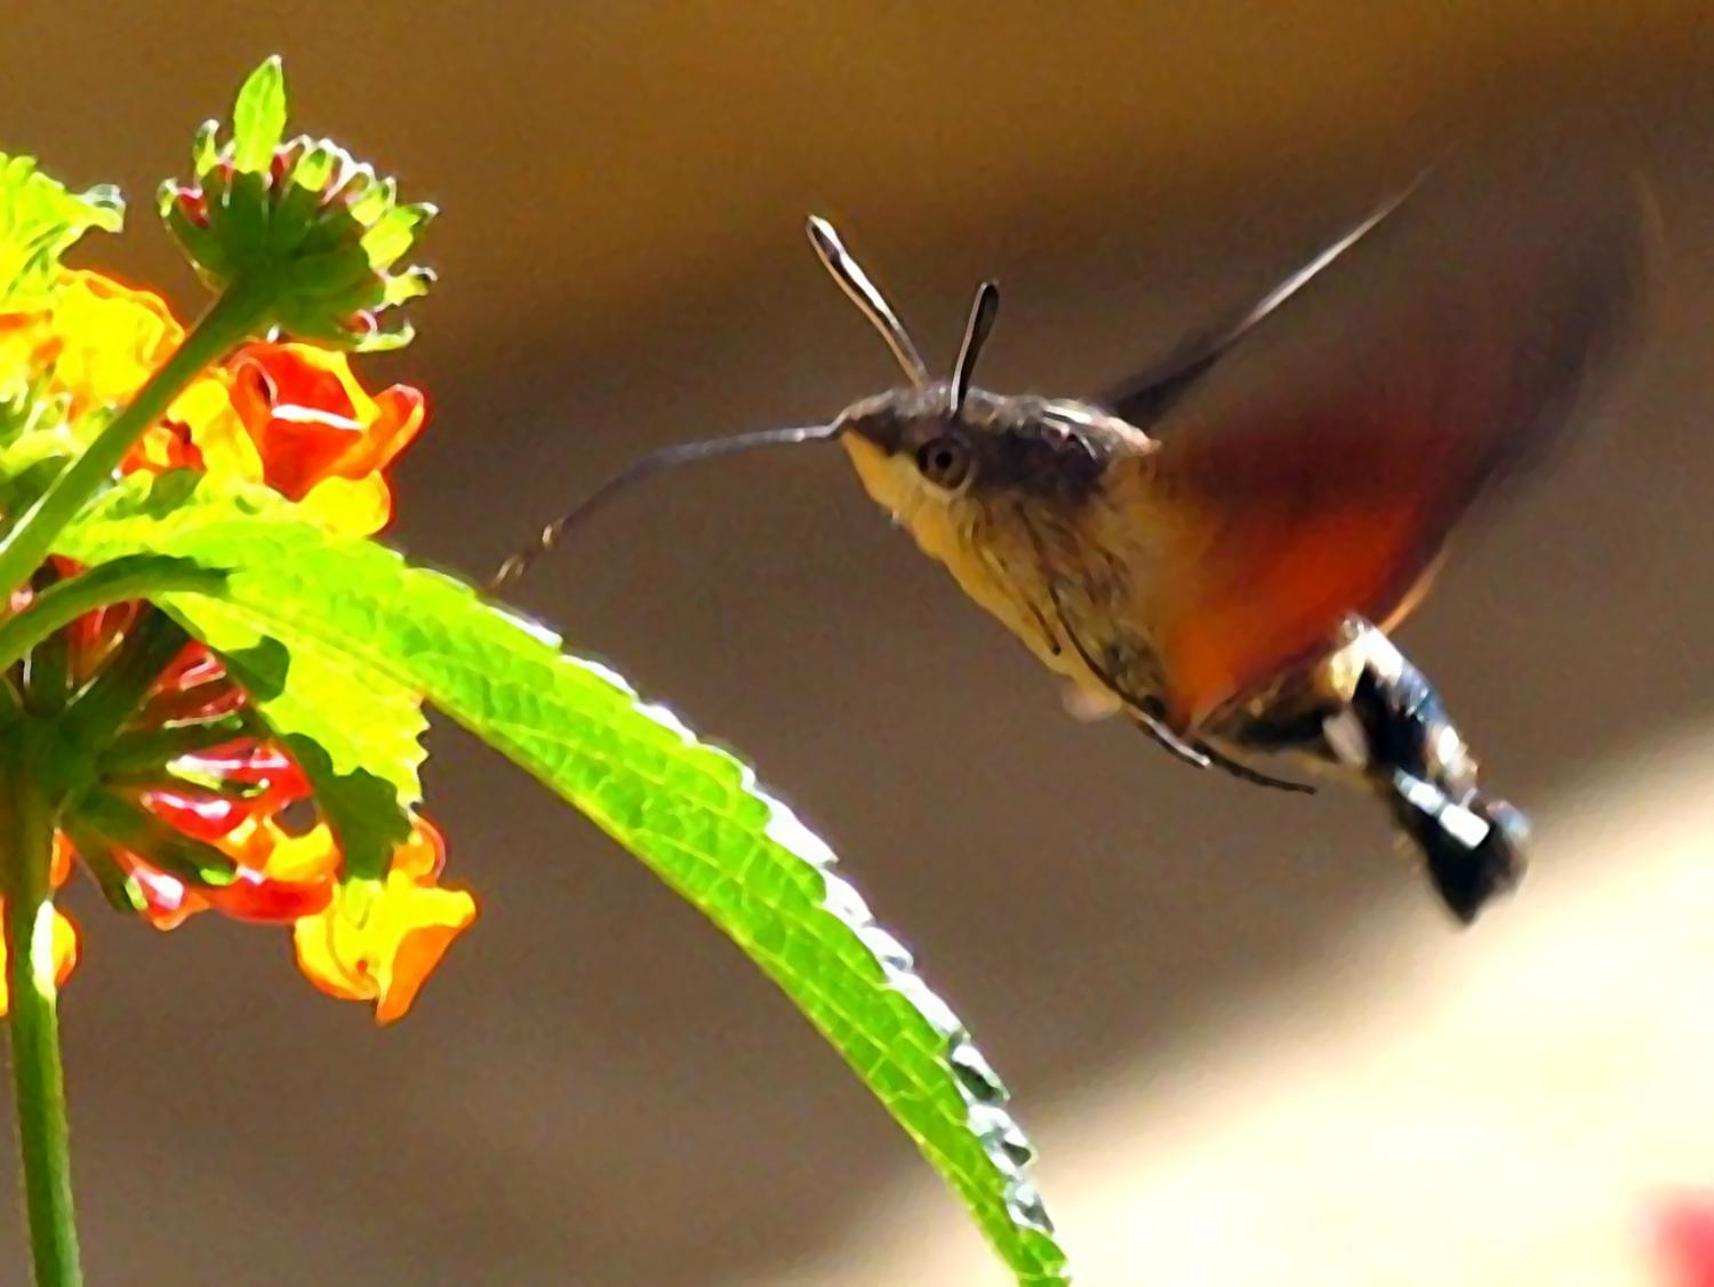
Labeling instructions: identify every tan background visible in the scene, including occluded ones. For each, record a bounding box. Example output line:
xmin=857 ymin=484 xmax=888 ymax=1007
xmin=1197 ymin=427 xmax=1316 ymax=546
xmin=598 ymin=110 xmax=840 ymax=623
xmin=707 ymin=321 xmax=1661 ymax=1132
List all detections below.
xmin=5 ymin=4 xmax=1714 ymax=1283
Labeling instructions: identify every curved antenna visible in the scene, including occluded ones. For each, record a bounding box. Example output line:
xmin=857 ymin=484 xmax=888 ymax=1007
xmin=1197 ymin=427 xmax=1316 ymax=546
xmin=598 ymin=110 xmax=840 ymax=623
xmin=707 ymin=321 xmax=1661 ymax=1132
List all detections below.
xmin=806 ymin=216 xmax=931 ymax=387
xmin=950 ymin=280 xmax=1000 ymax=414
xmin=491 ymin=423 xmax=840 ymax=589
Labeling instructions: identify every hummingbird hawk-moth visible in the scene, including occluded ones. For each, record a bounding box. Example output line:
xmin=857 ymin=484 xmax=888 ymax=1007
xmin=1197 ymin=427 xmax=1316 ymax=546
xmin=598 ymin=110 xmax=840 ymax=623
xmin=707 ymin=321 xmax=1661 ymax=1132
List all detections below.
xmin=496 ymin=157 xmax=1649 ymax=923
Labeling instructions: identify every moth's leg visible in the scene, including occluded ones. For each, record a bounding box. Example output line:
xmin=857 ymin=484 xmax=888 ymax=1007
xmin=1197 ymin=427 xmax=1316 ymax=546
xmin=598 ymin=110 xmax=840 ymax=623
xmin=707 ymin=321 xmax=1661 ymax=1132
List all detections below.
xmin=1020 ymin=505 xmax=1311 ymax=794
xmin=1101 ymin=681 xmax=1314 ymax=793
xmin=1225 ymin=620 xmax=1528 ymax=921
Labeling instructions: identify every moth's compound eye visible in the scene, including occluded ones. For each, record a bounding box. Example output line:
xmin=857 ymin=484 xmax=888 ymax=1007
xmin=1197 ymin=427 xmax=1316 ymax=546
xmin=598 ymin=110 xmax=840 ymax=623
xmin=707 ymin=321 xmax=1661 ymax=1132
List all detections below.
xmin=914 ymin=434 xmax=974 ymax=490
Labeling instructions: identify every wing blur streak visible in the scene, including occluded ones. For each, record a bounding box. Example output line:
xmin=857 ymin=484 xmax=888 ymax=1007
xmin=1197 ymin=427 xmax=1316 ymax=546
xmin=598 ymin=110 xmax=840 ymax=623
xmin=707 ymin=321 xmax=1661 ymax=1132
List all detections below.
xmin=1105 ymin=184 xmax=1416 ymax=427
xmin=1108 ymin=148 xmax=1654 ymax=729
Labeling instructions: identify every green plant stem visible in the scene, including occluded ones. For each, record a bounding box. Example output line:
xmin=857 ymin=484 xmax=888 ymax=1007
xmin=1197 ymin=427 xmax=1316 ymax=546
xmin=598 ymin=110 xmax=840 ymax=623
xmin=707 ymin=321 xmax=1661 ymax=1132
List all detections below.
xmin=0 ymin=557 xmax=224 ymax=674
xmin=0 ymin=279 xmax=273 ymax=606
xmin=0 ymin=731 xmax=80 ymax=1286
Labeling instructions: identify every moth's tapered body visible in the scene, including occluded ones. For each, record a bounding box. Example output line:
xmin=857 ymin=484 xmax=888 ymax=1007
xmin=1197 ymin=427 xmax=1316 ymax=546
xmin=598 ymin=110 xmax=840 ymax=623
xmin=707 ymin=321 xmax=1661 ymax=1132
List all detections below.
xmin=500 ymin=151 xmax=1648 ymax=923
xmin=836 ymin=383 xmax=1527 ymax=919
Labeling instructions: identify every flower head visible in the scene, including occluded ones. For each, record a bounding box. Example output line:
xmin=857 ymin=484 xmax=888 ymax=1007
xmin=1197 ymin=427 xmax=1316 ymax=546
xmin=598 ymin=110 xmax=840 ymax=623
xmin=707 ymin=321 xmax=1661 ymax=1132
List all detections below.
xmin=0 ymin=250 xmax=463 ymax=1020
xmin=0 ymin=100 xmax=456 ymax=1022
xmin=158 ymin=58 xmax=434 ymax=352
xmin=145 ymin=341 xmax=425 ymax=535
xmin=7 ymin=258 xmax=418 ymax=534
xmin=42 ymin=606 xmax=472 ymax=1022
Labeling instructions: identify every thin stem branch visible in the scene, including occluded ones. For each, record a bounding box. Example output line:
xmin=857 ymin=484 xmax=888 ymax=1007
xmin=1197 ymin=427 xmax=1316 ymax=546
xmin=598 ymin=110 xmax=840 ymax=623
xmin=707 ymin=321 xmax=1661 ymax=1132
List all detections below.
xmin=0 ymin=559 xmax=224 ymax=677
xmin=1 ymin=728 xmax=81 ymax=1285
xmin=0 ymin=279 xmax=272 ymax=606
xmin=20 ymin=571 xmax=69 ymax=719
xmin=63 ymin=612 xmax=191 ymax=749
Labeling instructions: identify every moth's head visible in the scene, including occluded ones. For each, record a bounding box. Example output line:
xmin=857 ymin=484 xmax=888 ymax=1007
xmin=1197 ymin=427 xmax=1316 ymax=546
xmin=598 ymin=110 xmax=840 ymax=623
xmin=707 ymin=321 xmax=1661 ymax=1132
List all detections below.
xmin=834 ymin=384 xmax=1128 ymax=525
xmin=804 ymin=216 xmax=1139 ymax=527
xmin=489 ymin=215 xmax=1144 ymax=591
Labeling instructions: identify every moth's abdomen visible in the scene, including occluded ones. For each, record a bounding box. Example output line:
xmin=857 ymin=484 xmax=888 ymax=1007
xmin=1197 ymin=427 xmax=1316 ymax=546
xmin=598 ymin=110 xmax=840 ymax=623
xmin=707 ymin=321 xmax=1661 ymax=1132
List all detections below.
xmin=1214 ymin=621 xmax=1527 ymax=921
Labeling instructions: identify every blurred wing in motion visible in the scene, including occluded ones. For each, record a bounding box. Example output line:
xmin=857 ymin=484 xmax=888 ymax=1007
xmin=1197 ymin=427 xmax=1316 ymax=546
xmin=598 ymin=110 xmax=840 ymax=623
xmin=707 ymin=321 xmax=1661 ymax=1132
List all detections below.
xmin=1104 ymin=184 xmax=1416 ymax=426
xmin=1111 ymin=152 xmax=1654 ymax=729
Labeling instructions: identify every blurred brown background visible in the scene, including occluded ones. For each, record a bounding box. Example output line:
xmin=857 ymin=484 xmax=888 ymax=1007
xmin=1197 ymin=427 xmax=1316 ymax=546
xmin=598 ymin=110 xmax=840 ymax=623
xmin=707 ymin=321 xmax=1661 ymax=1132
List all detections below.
xmin=6 ymin=3 xmax=1714 ymax=1283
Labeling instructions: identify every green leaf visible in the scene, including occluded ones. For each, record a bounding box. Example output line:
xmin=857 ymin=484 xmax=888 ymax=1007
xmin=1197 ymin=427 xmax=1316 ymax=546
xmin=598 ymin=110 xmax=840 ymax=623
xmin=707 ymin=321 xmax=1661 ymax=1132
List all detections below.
xmin=288 ymin=138 xmax=338 ymax=193
xmin=231 ymin=55 xmax=288 ymax=174
xmin=344 ymin=173 xmax=392 ymax=225
xmin=0 ymin=154 xmax=125 ymax=308
xmin=61 ymin=473 xmax=427 ymax=807
xmin=0 ymin=552 xmax=223 ymax=672
xmin=168 ymin=601 xmax=426 ymax=806
xmin=190 ymin=119 xmax=220 ymax=178
xmin=359 ymin=202 xmax=436 ymax=271
xmin=277 ymin=734 xmax=412 ymax=884
xmin=57 ymin=480 xmax=1071 ymax=1283
xmin=209 ymin=633 xmax=414 ymax=883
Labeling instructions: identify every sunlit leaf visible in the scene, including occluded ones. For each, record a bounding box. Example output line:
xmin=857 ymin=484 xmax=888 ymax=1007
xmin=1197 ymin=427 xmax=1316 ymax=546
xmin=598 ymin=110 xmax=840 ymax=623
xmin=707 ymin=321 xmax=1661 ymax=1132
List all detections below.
xmin=0 ymin=153 xmax=124 ymax=308
xmin=57 ymin=477 xmax=1071 ymax=1283
xmin=230 ymin=56 xmax=288 ymax=175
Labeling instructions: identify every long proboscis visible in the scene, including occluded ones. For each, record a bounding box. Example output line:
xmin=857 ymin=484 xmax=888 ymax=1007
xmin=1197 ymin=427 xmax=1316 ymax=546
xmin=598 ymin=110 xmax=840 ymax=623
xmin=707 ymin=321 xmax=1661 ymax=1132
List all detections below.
xmin=491 ymin=424 xmax=842 ymax=589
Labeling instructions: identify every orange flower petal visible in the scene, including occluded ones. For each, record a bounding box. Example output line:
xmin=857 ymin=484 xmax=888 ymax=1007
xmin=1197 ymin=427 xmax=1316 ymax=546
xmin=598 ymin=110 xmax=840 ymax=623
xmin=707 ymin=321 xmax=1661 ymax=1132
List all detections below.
xmin=141 ymin=789 xmax=248 ymax=842
xmin=49 ymin=833 xmax=74 ymax=887
xmin=228 ymin=344 xmax=367 ymax=493
xmin=291 ymin=821 xmax=473 ymax=1023
xmin=203 ymin=868 xmax=333 ymax=923
xmin=374 ymin=910 xmax=469 ymax=1025
xmin=1656 ymin=1196 xmax=1714 ymax=1287
xmin=231 ymin=820 xmax=343 ymax=886
xmin=391 ymin=817 xmax=446 ymax=882
xmin=223 ymin=342 xmax=424 ymax=524
xmin=0 ymin=308 xmax=56 ymax=396
xmin=349 ymin=383 xmax=426 ymax=475
xmin=124 ymin=424 xmax=197 ymax=474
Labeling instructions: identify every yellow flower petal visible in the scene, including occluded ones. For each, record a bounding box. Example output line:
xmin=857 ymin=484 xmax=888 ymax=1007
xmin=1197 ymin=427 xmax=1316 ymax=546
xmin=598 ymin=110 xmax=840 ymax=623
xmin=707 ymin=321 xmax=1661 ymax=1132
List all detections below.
xmin=0 ymin=900 xmax=79 ymax=1018
xmin=169 ymin=373 xmax=265 ymax=485
xmin=45 ymin=271 xmax=183 ymax=416
xmin=291 ymin=824 xmax=474 ymax=1024
xmin=298 ymin=474 xmax=392 ymax=536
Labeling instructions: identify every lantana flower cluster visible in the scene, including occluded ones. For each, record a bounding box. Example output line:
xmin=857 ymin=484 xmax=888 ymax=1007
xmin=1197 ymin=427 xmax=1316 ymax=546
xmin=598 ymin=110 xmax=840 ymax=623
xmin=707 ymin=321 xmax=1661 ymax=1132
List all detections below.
xmin=0 ymin=265 xmax=471 ymax=1023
